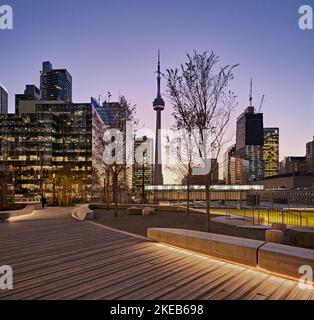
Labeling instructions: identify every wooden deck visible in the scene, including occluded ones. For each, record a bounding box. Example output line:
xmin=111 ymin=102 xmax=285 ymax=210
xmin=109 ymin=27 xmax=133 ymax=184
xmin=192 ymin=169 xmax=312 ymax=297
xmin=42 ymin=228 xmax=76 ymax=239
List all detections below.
xmin=0 ymin=208 xmax=313 ymax=300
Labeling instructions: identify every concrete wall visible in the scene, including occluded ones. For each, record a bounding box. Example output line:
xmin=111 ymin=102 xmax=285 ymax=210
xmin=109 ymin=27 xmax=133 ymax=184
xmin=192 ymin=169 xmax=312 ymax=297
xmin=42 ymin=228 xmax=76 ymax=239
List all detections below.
xmin=148 ymin=227 xmax=314 ymax=282
xmin=210 ymin=217 xmax=269 ymax=241
xmin=210 ymin=217 xmax=314 ymax=249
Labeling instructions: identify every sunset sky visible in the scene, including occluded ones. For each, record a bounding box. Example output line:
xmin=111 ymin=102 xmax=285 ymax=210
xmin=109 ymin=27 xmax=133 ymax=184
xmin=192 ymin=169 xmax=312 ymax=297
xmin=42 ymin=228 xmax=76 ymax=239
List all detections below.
xmin=1 ymin=0 xmax=313 ymax=174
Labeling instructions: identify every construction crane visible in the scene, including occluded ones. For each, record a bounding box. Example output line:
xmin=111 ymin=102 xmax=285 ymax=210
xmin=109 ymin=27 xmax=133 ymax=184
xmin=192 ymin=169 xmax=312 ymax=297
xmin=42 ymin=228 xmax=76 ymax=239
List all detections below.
xmin=258 ymin=94 xmax=265 ymax=113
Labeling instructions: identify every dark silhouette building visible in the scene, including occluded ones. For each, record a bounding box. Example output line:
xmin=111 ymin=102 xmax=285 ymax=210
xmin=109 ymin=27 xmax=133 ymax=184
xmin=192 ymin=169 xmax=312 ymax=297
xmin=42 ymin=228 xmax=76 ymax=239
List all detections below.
xmin=40 ymin=61 xmax=72 ymax=102
xmin=280 ymin=156 xmax=307 ymax=174
xmin=236 ymin=106 xmax=264 ymax=182
xmin=15 ymin=85 xmax=41 ymax=114
xmin=306 ymin=137 xmax=314 ymax=173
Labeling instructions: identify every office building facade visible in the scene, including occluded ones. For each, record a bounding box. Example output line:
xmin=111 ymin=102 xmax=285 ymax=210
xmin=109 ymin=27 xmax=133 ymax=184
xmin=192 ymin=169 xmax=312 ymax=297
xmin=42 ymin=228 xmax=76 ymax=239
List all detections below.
xmin=0 ymin=84 xmax=8 ymax=114
xmin=306 ymin=137 xmax=314 ymax=173
xmin=263 ymin=128 xmax=279 ymax=177
xmin=280 ymin=156 xmax=307 ymax=174
xmin=132 ymin=136 xmax=154 ymax=197
xmin=15 ymin=85 xmax=41 ymax=114
xmin=0 ymin=100 xmax=107 ymax=203
xmin=236 ymin=106 xmax=264 ymax=182
xmin=230 ymin=157 xmax=250 ymax=185
xmin=224 ymin=145 xmax=236 ymax=184
xmin=40 ymin=61 xmax=72 ymax=102
xmin=93 ymin=98 xmax=133 ymax=194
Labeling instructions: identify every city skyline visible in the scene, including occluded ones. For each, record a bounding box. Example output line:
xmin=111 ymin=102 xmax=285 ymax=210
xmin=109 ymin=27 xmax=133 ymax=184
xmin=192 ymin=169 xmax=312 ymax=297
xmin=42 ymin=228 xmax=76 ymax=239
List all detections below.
xmin=1 ymin=1 xmax=314 ymax=305
xmin=0 ymin=0 xmax=313 ymax=162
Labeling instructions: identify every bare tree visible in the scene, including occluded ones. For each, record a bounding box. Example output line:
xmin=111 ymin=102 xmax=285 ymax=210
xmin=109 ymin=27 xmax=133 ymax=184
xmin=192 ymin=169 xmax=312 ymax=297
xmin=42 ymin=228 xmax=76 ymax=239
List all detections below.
xmin=165 ymin=129 xmax=195 ymax=214
xmin=166 ymin=51 xmax=238 ymax=231
xmin=103 ymin=95 xmax=138 ymax=217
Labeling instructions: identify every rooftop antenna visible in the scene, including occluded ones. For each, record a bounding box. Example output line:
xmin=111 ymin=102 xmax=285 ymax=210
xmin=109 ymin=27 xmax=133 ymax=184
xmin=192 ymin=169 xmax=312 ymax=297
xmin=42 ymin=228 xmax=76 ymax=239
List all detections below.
xmin=157 ymin=49 xmax=161 ymax=98
xmin=249 ymin=78 xmax=253 ymax=107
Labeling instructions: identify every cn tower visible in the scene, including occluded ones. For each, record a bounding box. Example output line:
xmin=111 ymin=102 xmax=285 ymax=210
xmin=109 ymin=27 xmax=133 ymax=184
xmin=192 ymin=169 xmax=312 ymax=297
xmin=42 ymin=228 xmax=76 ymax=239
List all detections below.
xmin=153 ymin=50 xmax=164 ymax=185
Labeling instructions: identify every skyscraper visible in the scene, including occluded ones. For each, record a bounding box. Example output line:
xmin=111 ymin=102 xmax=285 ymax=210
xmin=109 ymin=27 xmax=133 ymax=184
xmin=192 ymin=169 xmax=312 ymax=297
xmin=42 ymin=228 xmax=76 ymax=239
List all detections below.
xmin=153 ymin=51 xmax=164 ymax=185
xmin=93 ymin=98 xmax=133 ymax=192
xmin=263 ymin=128 xmax=279 ymax=177
xmin=132 ymin=136 xmax=154 ymax=197
xmin=40 ymin=61 xmax=72 ymax=102
xmin=0 ymin=84 xmax=8 ymax=114
xmin=224 ymin=145 xmax=236 ymax=184
xmin=97 ymin=101 xmax=125 ymax=130
xmin=235 ymin=88 xmax=264 ymax=182
xmin=306 ymin=136 xmax=314 ymax=173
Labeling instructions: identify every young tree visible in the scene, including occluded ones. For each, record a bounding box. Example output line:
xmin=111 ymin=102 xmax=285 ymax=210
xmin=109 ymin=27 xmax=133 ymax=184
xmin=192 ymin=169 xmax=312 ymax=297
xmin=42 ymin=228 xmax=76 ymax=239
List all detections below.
xmin=165 ymin=129 xmax=195 ymax=214
xmin=166 ymin=51 xmax=238 ymax=231
xmin=50 ymin=166 xmax=77 ymax=207
xmin=103 ymin=95 xmax=138 ymax=217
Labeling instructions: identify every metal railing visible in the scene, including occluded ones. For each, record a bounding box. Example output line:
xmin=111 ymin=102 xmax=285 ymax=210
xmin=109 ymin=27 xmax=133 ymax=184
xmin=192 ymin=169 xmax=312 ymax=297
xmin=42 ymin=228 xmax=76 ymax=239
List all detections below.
xmin=230 ymin=209 xmax=309 ymax=227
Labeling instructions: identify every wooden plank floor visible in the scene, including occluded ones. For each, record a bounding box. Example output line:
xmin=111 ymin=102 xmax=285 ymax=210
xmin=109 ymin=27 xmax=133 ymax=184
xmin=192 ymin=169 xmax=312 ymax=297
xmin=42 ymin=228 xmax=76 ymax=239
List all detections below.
xmin=0 ymin=208 xmax=313 ymax=300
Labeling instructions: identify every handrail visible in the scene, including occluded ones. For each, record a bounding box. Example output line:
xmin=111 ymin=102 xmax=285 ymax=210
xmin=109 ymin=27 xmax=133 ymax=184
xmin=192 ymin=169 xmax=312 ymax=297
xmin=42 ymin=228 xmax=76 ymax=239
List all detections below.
xmin=236 ymin=209 xmax=308 ymax=227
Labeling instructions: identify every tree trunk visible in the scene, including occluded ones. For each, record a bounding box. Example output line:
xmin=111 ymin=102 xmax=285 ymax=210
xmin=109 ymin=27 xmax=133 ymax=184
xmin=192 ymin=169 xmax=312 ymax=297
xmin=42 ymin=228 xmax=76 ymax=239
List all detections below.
xmin=106 ymin=183 xmax=110 ymax=211
xmin=206 ymin=183 xmax=210 ymax=232
xmin=114 ymin=172 xmax=118 ymax=217
xmin=206 ymin=172 xmax=212 ymax=233
xmin=187 ymin=175 xmax=190 ymax=215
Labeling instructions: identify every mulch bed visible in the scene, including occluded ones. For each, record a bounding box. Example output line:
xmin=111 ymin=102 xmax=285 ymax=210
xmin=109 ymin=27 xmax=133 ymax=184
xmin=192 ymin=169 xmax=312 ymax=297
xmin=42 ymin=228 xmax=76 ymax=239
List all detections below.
xmin=93 ymin=208 xmax=220 ymax=237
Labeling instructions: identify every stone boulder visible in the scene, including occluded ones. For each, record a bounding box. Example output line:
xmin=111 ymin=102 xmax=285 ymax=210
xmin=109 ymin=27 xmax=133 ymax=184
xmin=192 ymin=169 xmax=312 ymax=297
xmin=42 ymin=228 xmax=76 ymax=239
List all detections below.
xmin=265 ymin=229 xmax=284 ymax=244
xmin=271 ymin=222 xmax=287 ymax=232
xmin=127 ymin=207 xmax=142 ymax=215
xmin=142 ymin=207 xmax=155 ymax=216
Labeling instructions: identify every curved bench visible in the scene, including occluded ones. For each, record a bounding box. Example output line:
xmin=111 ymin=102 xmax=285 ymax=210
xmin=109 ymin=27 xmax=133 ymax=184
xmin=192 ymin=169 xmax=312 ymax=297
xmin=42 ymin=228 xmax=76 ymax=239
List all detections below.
xmin=71 ymin=204 xmax=94 ymax=221
xmin=0 ymin=205 xmax=35 ymax=221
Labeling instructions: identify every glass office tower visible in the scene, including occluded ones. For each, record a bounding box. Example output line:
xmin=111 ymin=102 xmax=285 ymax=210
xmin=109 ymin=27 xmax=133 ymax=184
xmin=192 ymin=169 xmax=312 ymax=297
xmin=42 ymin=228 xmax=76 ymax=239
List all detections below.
xmin=263 ymin=128 xmax=279 ymax=177
xmin=0 ymin=100 xmax=107 ymax=203
xmin=236 ymin=106 xmax=264 ymax=182
xmin=40 ymin=61 xmax=72 ymax=102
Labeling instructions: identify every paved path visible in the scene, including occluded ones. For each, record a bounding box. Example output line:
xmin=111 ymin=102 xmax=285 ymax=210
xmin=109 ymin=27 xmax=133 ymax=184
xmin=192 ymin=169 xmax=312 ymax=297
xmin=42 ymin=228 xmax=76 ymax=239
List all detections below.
xmin=0 ymin=208 xmax=313 ymax=300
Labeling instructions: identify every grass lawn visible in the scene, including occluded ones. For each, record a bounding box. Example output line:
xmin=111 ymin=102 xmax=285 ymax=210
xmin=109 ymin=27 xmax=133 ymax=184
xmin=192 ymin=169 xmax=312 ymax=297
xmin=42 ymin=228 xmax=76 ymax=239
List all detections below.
xmin=209 ymin=208 xmax=314 ymax=227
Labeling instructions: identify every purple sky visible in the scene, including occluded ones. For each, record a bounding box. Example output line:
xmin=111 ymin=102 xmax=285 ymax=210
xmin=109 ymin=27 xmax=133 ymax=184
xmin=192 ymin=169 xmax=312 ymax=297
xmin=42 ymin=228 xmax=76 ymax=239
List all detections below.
xmin=1 ymin=0 xmax=314 ymax=165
